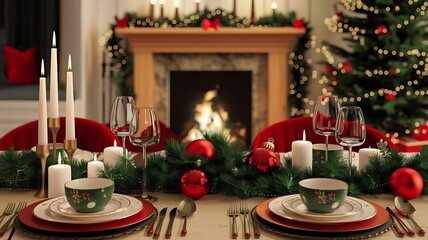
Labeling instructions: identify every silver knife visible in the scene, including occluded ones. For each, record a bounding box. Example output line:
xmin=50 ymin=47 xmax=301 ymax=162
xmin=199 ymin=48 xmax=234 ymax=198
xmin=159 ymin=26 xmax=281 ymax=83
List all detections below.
xmin=165 ymin=207 xmax=177 ymax=238
xmin=154 ymin=207 xmax=168 ymax=238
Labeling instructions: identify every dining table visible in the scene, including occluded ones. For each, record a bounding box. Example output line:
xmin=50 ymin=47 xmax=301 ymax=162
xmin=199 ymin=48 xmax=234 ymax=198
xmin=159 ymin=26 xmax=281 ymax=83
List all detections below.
xmin=1 ymin=189 xmax=427 ymax=240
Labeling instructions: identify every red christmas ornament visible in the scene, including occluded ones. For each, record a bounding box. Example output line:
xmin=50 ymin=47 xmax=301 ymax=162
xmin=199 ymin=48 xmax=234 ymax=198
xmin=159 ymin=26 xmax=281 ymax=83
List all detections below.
xmin=185 ymin=139 xmax=215 ymax=160
xmin=384 ymin=93 xmax=396 ymax=101
xmin=115 ymin=16 xmax=129 ymax=28
xmin=375 ymin=25 xmax=388 ymax=35
xmin=389 ymin=168 xmax=424 ymax=200
xmin=246 ymin=139 xmax=280 ymax=174
xmin=325 ymin=64 xmax=333 ymax=74
xmin=293 ymin=18 xmax=305 ymax=28
xmin=180 ymin=170 xmax=209 ymax=200
xmin=342 ymin=62 xmax=352 ymax=74
xmin=335 ymin=11 xmax=343 ymax=20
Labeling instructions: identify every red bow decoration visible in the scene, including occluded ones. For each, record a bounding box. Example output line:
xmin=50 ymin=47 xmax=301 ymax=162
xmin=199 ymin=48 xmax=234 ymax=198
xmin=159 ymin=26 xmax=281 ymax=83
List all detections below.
xmin=202 ymin=18 xmax=220 ymax=30
xmin=115 ymin=16 xmax=129 ymax=28
xmin=292 ymin=18 xmax=305 ymax=28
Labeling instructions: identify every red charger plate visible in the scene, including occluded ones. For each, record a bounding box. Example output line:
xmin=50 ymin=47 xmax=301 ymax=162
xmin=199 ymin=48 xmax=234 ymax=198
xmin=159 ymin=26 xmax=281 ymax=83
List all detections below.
xmin=255 ymin=197 xmax=389 ymax=232
xmin=18 ymin=197 xmax=155 ymax=233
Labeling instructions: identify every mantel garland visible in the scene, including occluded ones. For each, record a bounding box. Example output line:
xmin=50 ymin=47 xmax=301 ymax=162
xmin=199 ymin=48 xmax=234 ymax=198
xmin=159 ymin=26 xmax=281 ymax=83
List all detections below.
xmin=101 ymin=9 xmax=312 ymax=115
xmin=1 ymin=133 xmax=427 ymax=198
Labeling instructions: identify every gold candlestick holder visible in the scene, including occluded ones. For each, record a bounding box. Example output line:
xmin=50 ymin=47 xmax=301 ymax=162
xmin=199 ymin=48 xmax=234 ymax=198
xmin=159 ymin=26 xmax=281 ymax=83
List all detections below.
xmin=64 ymin=139 xmax=77 ymax=161
xmin=48 ymin=117 xmax=60 ymax=160
xmin=35 ymin=144 xmax=50 ymax=198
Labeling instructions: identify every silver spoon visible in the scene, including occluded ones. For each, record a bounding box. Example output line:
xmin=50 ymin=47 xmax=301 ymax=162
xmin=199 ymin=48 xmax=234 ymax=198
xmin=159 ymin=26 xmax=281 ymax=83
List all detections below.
xmin=394 ymin=196 xmax=425 ymax=235
xmin=177 ymin=198 xmax=196 ymax=237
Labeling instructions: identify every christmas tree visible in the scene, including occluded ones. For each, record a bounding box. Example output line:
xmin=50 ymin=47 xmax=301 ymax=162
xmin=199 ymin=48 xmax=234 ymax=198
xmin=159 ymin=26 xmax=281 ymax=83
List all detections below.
xmin=322 ymin=0 xmax=428 ymax=138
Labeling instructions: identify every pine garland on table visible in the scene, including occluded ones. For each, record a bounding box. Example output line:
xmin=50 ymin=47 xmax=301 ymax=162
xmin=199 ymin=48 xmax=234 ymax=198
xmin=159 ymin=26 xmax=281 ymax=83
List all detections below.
xmin=1 ymin=134 xmax=427 ymax=198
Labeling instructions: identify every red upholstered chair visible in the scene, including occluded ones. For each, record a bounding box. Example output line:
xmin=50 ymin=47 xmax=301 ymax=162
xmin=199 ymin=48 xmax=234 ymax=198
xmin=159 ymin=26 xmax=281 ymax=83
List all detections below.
xmin=124 ymin=121 xmax=180 ymax=153
xmin=251 ymin=116 xmax=396 ymax=152
xmin=0 ymin=117 xmax=121 ymax=152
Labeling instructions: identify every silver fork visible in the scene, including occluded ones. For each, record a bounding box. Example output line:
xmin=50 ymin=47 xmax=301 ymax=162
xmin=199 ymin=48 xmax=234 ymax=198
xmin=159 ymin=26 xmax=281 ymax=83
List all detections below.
xmin=0 ymin=203 xmax=15 ymax=224
xmin=0 ymin=201 xmax=26 ymax=237
xmin=228 ymin=203 xmax=238 ymax=239
xmin=242 ymin=202 xmax=260 ymax=238
xmin=240 ymin=202 xmax=251 ymax=239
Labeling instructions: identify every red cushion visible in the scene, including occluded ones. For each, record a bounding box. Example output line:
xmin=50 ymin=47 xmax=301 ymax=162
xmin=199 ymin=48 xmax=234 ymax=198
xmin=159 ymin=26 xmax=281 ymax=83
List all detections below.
xmin=4 ymin=46 xmax=38 ymax=85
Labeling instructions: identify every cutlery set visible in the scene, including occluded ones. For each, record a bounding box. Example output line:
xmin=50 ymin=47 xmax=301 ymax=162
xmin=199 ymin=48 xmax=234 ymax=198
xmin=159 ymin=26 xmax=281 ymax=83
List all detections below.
xmin=149 ymin=204 xmax=193 ymax=239
xmin=228 ymin=202 xmax=260 ymax=239
xmin=0 ymin=201 xmax=27 ymax=238
xmin=387 ymin=206 xmax=424 ymax=237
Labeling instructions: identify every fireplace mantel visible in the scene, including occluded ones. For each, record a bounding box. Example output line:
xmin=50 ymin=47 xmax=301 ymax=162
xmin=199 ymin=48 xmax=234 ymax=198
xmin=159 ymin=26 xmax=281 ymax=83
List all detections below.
xmin=115 ymin=27 xmax=305 ymax=125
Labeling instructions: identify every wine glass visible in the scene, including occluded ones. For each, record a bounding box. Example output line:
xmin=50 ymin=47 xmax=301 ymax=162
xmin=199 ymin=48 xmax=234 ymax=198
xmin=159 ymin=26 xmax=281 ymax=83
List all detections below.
xmin=110 ymin=96 xmax=135 ymax=155
xmin=129 ymin=107 xmax=160 ymax=200
xmin=335 ymin=106 xmax=366 ymax=174
xmin=312 ymin=95 xmax=340 ymax=161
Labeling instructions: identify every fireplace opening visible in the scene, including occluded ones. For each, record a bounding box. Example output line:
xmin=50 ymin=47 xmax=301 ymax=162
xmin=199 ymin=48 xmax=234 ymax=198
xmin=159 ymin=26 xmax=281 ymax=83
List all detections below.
xmin=169 ymin=71 xmax=252 ymax=146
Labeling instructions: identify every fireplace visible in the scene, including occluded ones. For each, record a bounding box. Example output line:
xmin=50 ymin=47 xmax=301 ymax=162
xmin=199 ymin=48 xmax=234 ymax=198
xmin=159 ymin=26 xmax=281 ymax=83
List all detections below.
xmin=169 ymin=71 xmax=252 ymax=145
xmin=115 ymin=27 xmax=305 ymax=142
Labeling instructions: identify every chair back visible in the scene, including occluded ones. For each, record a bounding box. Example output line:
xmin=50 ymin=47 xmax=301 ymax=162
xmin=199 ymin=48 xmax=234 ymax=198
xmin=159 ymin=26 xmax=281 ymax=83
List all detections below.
xmin=0 ymin=117 xmax=121 ymax=152
xmin=124 ymin=121 xmax=180 ymax=153
xmin=251 ymin=116 xmax=396 ymax=152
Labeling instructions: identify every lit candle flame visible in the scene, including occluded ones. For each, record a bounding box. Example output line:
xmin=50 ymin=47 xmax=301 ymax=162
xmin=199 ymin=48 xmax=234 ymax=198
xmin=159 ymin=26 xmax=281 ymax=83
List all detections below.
xmin=41 ymin=59 xmax=45 ymax=76
xmin=303 ymin=130 xmax=306 ymax=141
xmin=93 ymin=155 xmax=97 ymax=162
xmin=174 ymin=0 xmax=179 ymax=7
xmin=150 ymin=0 xmax=157 ymax=4
xmin=114 ymin=140 xmax=117 ymax=147
xmin=58 ymin=153 xmax=62 ymax=165
xmin=67 ymin=54 xmax=72 ymax=71
xmin=52 ymin=31 xmax=56 ymax=47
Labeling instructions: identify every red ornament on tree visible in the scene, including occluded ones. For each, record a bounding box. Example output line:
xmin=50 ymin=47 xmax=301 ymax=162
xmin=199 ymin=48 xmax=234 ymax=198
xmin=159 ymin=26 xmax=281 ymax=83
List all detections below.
xmin=246 ymin=138 xmax=280 ymax=174
xmin=375 ymin=25 xmax=388 ymax=35
xmin=325 ymin=64 xmax=333 ymax=74
xmin=389 ymin=168 xmax=424 ymax=200
xmin=342 ymin=62 xmax=352 ymax=74
xmin=384 ymin=93 xmax=396 ymax=101
xmin=180 ymin=170 xmax=209 ymax=200
xmin=293 ymin=18 xmax=305 ymax=28
xmin=185 ymin=139 xmax=215 ymax=160
xmin=335 ymin=11 xmax=343 ymax=20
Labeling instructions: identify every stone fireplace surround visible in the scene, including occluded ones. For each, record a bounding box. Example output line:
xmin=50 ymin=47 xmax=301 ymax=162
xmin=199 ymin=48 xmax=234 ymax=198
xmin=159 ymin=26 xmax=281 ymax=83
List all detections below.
xmin=115 ymin=27 xmax=305 ymax=140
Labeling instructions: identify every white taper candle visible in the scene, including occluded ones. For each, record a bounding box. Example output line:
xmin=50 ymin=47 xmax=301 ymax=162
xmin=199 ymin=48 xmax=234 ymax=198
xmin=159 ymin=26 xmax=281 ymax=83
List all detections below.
xmin=49 ymin=31 xmax=59 ymax=118
xmin=65 ymin=54 xmax=75 ymax=140
xmin=38 ymin=60 xmax=48 ymax=145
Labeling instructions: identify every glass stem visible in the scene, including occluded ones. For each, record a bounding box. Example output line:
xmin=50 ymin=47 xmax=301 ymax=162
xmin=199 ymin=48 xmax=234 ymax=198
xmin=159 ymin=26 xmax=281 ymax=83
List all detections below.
xmin=325 ymin=135 xmax=329 ymax=161
xmin=121 ymin=136 xmax=127 ymax=156
xmin=348 ymin=145 xmax=353 ymax=176
xmin=141 ymin=146 xmax=148 ymax=199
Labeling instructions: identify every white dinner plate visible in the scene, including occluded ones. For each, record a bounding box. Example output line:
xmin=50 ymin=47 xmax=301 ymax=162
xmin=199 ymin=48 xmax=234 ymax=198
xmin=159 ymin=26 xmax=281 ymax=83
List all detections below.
xmin=33 ymin=194 xmax=142 ymax=224
xmin=31 ymin=144 xmax=94 ymax=161
xmin=268 ymin=194 xmax=377 ymax=224
xmin=281 ymin=194 xmax=362 ymax=220
xmin=49 ymin=194 xmax=131 ymax=219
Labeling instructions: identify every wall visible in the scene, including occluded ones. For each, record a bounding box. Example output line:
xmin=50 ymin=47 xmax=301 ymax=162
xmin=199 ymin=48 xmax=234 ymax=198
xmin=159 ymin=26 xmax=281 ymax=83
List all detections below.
xmin=0 ymin=0 xmax=339 ymax=137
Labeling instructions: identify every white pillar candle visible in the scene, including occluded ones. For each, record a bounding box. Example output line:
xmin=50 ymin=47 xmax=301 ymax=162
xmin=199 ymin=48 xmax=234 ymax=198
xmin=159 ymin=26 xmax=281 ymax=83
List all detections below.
xmin=65 ymin=55 xmax=75 ymax=140
xmin=103 ymin=140 xmax=123 ymax=167
xmin=49 ymin=31 xmax=59 ymax=118
xmin=88 ymin=155 xmax=104 ymax=178
xmin=358 ymin=148 xmax=380 ymax=170
xmin=48 ymin=154 xmax=71 ymax=198
xmin=38 ymin=60 xmax=48 ymax=145
xmin=292 ymin=130 xmax=313 ymax=170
